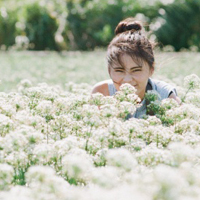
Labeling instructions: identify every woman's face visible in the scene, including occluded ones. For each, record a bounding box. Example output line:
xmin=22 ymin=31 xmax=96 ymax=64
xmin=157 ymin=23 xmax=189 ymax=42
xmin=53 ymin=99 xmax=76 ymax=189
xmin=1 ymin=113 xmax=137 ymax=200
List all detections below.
xmin=109 ymin=54 xmax=154 ymax=100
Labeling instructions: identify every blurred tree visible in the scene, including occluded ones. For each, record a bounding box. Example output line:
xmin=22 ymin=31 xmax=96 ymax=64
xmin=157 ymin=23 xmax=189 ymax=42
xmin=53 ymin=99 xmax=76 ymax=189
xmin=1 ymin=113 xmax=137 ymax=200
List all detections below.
xmin=154 ymin=0 xmax=200 ymax=51
xmin=65 ymin=0 xmax=143 ymax=50
xmin=24 ymin=2 xmax=59 ymax=50
xmin=1 ymin=0 xmax=200 ymax=51
xmin=0 ymin=8 xmax=17 ymax=49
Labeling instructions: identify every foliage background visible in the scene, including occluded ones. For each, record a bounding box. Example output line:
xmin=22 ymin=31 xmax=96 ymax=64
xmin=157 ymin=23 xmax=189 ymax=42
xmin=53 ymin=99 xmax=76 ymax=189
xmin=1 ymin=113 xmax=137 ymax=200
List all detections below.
xmin=0 ymin=0 xmax=200 ymax=51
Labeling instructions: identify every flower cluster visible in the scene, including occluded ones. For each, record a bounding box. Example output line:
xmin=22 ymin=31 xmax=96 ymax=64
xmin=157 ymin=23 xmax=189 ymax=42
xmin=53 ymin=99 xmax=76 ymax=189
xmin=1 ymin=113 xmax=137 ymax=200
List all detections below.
xmin=183 ymin=74 xmax=200 ymax=90
xmin=0 ymin=78 xmax=200 ymax=199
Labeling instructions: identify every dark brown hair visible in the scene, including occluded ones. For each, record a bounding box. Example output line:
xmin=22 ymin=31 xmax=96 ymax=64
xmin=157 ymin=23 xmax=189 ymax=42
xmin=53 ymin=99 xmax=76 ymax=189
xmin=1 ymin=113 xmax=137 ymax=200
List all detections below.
xmin=107 ymin=17 xmax=155 ymax=70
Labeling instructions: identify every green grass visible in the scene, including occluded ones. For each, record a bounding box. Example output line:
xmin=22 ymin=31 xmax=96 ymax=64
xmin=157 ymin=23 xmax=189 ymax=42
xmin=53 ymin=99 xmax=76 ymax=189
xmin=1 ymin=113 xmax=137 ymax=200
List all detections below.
xmin=0 ymin=50 xmax=200 ymax=92
xmin=154 ymin=51 xmax=200 ymax=85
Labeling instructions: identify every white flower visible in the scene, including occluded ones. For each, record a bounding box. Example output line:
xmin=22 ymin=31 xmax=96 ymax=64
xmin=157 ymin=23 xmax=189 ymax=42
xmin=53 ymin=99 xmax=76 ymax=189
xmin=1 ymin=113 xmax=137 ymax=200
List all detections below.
xmin=118 ymin=101 xmax=136 ymax=115
xmin=90 ymin=92 xmax=105 ymax=106
xmin=130 ymin=139 xmax=146 ymax=151
xmin=13 ymin=125 xmax=44 ymax=146
xmin=0 ymin=186 xmax=33 ymax=200
xmin=0 ymin=163 xmax=14 ymax=190
xmin=182 ymin=132 xmax=200 ymax=145
xmin=168 ymin=142 xmax=195 ymax=166
xmin=126 ymin=93 xmax=141 ymax=104
xmin=19 ymin=79 xmax=32 ymax=88
xmin=175 ymin=119 xmax=200 ymax=134
xmin=100 ymin=104 xmax=118 ymax=118
xmin=32 ymin=143 xmax=54 ymax=164
xmin=90 ymin=166 xmax=120 ymax=188
xmin=83 ymin=115 xmax=102 ymax=127
xmin=106 ymin=148 xmax=137 ymax=171
xmin=144 ymin=125 xmax=173 ymax=147
xmin=166 ymin=103 xmax=200 ymax=121
xmin=2 ymin=131 xmax=29 ymax=153
xmin=52 ymin=139 xmax=71 ymax=158
xmin=57 ymin=135 xmax=82 ymax=150
xmin=179 ymin=162 xmax=200 ymax=189
xmin=35 ymin=100 xmax=53 ymax=115
xmin=26 ymin=165 xmax=70 ymax=198
xmin=42 ymin=91 xmax=59 ymax=101
xmin=119 ymin=83 xmax=137 ymax=95
xmin=103 ymin=96 xmax=118 ymax=105
xmin=114 ymin=91 xmax=126 ymax=102
xmin=84 ymin=138 xmax=102 ymax=154
xmin=50 ymin=114 xmax=72 ymax=133
xmin=153 ymin=164 xmax=188 ymax=200
xmin=5 ymin=151 xmax=28 ymax=168
xmin=108 ymin=118 xmax=123 ymax=136
xmin=185 ymin=92 xmax=200 ymax=107
xmin=114 ymin=83 xmax=140 ymax=104
xmin=82 ymin=183 xmax=150 ymax=200
xmin=23 ymin=86 xmax=43 ymax=98
xmin=93 ymin=148 xmax=108 ymax=166
xmin=26 ymin=166 xmax=55 ymax=184
xmin=54 ymin=97 xmax=71 ymax=113
xmin=92 ymin=129 xmax=110 ymax=148
xmin=8 ymin=94 xmax=29 ymax=112
xmin=136 ymin=144 xmax=172 ymax=166
xmin=81 ymin=104 xmax=100 ymax=117
xmin=0 ymin=114 xmax=14 ymax=136
xmin=62 ymin=150 xmax=93 ymax=182
xmin=183 ymin=74 xmax=200 ymax=90
xmin=0 ymin=103 xmax=16 ymax=117
xmin=146 ymin=116 xmax=162 ymax=126
xmin=161 ymin=98 xmax=179 ymax=110
xmin=0 ymin=92 xmax=7 ymax=98
xmin=124 ymin=119 xmax=144 ymax=139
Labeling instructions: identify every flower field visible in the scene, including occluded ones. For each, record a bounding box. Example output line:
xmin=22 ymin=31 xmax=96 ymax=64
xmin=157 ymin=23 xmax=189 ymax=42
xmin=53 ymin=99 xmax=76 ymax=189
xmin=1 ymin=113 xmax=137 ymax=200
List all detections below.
xmin=1 ymin=51 xmax=200 ymax=199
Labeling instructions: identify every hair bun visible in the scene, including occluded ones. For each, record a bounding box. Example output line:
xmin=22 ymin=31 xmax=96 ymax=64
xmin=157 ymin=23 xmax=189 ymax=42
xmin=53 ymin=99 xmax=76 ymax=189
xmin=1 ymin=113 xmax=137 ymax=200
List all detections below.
xmin=115 ymin=18 xmax=142 ymax=35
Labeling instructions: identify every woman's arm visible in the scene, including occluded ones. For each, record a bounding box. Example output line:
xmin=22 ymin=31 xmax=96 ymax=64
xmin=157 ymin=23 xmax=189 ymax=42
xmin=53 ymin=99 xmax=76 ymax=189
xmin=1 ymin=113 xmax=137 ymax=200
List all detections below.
xmin=91 ymin=81 xmax=110 ymax=96
xmin=168 ymin=92 xmax=182 ymax=104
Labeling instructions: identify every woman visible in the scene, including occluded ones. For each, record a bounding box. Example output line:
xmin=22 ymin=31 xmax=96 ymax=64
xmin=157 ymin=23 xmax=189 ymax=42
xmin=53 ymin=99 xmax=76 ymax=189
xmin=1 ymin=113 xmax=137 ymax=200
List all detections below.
xmin=92 ymin=18 xmax=181 ymax=118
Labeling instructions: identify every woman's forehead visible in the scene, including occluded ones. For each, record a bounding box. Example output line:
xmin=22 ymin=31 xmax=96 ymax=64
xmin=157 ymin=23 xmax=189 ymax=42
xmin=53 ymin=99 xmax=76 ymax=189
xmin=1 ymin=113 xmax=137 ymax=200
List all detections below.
xmin=114 ymin=54 xmax=147 ymax=68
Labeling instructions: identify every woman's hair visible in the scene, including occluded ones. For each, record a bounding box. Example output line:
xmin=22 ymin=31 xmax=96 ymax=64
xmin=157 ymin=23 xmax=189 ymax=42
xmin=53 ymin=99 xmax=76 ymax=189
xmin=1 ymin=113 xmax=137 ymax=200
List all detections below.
xmin=107 ymin=17 xmax=155 ymax=70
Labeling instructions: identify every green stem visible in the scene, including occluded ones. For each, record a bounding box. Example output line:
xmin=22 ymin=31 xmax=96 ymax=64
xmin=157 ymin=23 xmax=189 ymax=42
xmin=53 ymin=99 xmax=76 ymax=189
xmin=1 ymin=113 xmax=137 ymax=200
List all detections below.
xmin=182 ymin=86 xmax=192 ymax=102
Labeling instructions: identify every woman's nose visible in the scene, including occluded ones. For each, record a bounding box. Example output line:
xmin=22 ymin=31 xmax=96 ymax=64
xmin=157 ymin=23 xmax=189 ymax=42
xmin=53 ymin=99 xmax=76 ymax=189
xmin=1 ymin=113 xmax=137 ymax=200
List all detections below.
xmin=122 ymin=73 xmax=132 ymax=83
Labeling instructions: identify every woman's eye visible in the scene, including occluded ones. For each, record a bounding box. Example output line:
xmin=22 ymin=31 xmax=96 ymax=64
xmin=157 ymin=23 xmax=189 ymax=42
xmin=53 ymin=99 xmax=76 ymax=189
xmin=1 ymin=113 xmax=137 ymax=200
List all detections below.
xmin=132 ymin=69 xmax=141 ymax=73
xmin=115 ymin=70 xmax=124 ymax=73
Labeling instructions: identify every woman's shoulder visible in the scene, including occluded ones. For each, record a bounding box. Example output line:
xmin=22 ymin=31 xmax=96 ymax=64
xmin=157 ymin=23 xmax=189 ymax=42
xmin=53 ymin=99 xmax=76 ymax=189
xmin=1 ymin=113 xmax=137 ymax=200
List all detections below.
xmin=149 ymin=78 xmax=177 ymax=99
xmin=150 ymin=78 xmax=170 ymax=87
xmin=91 ymin=79 xmax=113 ymax=96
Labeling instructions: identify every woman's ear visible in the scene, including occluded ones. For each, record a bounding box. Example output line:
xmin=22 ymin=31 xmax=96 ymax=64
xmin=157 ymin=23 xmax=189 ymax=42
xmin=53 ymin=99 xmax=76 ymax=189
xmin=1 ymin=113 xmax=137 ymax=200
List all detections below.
xmin=150 ymin=67 xmax=154 ymax=76
xmin=108 ymin=66 xmax=111 ymax=76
